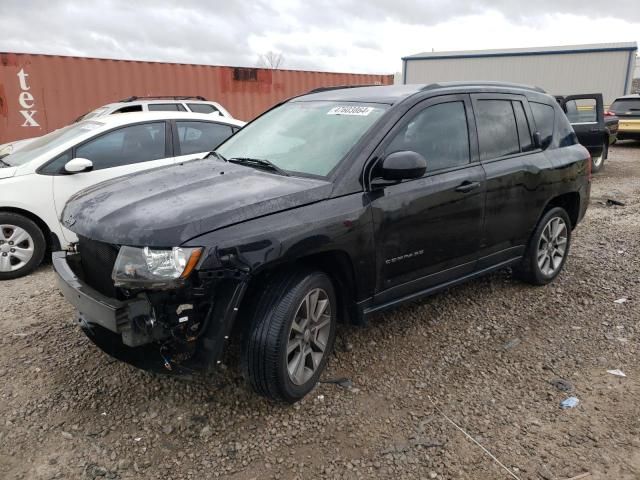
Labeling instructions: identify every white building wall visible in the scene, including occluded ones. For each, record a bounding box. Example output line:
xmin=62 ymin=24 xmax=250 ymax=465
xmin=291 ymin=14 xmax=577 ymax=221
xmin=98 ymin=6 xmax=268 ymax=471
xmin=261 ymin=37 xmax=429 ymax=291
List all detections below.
xmin=405 ymin=50 xmax=634 ymax=105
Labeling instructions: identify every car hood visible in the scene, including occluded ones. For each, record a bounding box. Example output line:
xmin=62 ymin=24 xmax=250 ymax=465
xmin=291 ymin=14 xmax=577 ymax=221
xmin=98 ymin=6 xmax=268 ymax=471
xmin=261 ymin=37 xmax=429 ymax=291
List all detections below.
xmin=62 ymin=158 xmax=333 ymax=246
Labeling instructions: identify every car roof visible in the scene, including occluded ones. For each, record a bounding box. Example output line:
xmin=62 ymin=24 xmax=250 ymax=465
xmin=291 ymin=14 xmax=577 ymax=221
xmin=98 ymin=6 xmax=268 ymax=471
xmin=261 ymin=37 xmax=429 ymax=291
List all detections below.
xmin=613 ymin=94 xmax=640 ymax=100
xmin=84 ymin=111 xmax=245 ymax=128
xmin=294 ymin=82 xmax=547 ymax=105
xmin=294 ymin=84 xmax=424 ymax=105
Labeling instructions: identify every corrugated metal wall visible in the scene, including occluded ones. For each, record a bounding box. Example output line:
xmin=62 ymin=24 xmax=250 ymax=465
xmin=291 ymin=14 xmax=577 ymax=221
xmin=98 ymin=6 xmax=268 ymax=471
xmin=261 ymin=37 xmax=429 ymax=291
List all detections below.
xmin=0 ymin=53 xmax=393 ymax=143
xmin=404 ymin=50 xmax=635 ymax=105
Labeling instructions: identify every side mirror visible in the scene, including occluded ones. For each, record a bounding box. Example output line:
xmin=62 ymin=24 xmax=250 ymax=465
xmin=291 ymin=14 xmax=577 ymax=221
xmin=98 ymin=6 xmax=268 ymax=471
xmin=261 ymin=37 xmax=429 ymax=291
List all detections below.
xmin=378 ymin=151 xmax=427 ymax=181
xmin=532 ymin=131 xmax=542 ymax=149
xmin=64 ymin=158 xmax=93 ymax=174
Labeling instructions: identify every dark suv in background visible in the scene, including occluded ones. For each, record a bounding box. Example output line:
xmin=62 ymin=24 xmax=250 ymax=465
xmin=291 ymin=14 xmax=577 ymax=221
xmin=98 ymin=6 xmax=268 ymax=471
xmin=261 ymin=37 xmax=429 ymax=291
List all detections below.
xmin=610 ymin=94 xmax=640 ymax=142
xmin=54 ymin=82 xmax=591 ymax=402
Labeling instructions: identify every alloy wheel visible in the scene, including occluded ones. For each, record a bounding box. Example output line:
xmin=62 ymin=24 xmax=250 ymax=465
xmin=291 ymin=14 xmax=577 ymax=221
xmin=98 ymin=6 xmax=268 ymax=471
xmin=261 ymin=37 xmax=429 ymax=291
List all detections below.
xmin=0 ymin=225 xmax=35 ymax=272
xmin=537 ymin=217 xmax=568 ymax=277
xmin=286 ymin=288 xmax=332 ymax=385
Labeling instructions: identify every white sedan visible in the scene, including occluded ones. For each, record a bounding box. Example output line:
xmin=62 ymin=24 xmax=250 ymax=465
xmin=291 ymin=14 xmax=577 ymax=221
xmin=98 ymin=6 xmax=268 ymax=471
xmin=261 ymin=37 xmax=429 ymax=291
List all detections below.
xmin=0 ymin=111 xmax=244 ymax=279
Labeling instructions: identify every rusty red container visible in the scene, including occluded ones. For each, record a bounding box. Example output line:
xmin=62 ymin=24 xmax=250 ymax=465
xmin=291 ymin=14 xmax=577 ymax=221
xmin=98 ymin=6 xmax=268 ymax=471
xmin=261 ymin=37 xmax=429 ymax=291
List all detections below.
xmin=0 ymin=52 xmax=393 ymax=144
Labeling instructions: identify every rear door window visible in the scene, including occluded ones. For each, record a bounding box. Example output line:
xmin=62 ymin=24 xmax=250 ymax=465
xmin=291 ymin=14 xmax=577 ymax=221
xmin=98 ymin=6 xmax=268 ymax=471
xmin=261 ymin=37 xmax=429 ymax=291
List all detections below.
xmin=75 ymin=122 xmax=167 ymax=170
xmin=564 ymin=98 xmax=597 ymax=123
xmin=475 ymin=100 xmax=520 ymax=160
xmin=148 ymin=103 xmax=187 ymax=112
xmin=176 ymin=121 xmax=234 ymax=155
xmin=386 ymin=101 xmax=470 ymax=172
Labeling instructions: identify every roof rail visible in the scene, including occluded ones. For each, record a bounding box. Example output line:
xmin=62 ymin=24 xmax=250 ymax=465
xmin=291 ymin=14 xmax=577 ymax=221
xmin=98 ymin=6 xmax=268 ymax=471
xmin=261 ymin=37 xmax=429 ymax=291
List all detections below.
xmin=306 ymin=84 xmax=381 ymax=94
xmin=118 ymin=95 xmax=207 ymax=102
xmin=421 ymin=81 xmax=546 ymax=93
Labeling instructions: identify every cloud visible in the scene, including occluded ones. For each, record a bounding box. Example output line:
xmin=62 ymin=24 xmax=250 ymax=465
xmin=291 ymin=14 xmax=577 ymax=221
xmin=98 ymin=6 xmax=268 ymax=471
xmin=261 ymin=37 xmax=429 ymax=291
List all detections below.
xmin=0 ymin=0 xmax=638 ymax=74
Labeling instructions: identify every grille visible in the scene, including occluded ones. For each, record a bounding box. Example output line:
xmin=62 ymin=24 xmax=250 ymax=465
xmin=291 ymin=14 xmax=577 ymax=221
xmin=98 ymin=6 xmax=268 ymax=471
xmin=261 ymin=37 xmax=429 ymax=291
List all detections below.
xmin=77 ymin=236 xmax=119 ymax=298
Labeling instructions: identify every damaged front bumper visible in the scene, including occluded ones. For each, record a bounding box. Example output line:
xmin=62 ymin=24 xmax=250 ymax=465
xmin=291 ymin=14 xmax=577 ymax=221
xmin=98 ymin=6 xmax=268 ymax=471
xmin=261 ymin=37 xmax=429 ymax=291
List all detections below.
xmin=52 ymin=251 xmax=248 ymax=374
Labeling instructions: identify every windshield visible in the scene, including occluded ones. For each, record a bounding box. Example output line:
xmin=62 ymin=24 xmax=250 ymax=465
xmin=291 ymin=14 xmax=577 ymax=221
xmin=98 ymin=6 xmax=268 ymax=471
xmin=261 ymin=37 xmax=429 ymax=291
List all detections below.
xmin=3 ymin=121 xmax=104 ymax=166
xmin=610 ymin=99 xmax=640 ymax=113
xmin=216 ymin=101 xmax=389 ymax=176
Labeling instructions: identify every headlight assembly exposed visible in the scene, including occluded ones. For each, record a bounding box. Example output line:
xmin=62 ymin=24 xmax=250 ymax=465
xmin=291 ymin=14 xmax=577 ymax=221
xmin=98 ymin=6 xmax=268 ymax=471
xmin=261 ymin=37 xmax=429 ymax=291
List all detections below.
xmin=112 ymin=246 xmax=203 ymax=288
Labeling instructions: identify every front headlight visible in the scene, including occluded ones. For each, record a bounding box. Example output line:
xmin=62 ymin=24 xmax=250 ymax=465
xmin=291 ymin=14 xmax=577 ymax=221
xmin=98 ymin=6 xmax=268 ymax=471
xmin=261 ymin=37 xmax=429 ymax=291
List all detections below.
xmin=112 ymin=246 xmax=203 ymax=288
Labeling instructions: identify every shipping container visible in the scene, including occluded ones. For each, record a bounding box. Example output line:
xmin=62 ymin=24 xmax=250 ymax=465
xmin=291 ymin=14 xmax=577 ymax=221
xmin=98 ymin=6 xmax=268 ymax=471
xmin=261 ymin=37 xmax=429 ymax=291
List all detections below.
xmin=402 ymin=42 xmax=638 ymax=105
xmin=0 ymin=52 xmax=393 ymax=144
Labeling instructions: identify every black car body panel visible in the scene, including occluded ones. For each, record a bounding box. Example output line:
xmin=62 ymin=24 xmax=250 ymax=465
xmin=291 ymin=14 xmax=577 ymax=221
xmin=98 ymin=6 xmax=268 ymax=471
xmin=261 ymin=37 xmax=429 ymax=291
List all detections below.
xmin=62 ymin=159 xmax=333 ymax=246
xmin=55 ymin=82 xmax=591 ymax=376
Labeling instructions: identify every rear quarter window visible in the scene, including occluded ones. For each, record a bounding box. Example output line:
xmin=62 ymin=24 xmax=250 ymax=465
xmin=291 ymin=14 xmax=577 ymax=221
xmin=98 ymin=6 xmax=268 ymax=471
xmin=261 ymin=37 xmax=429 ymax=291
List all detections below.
xmin=530 ymin=102 xmax=554 ymax=149
xmin=556 ymin=110 xmax=579 ymax=147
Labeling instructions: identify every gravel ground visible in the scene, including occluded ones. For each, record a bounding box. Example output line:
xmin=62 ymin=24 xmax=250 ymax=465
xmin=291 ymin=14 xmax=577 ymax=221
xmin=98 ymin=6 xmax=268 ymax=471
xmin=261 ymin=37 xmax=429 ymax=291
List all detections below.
xmin=1 ymin=143 xmax=639 ymax=480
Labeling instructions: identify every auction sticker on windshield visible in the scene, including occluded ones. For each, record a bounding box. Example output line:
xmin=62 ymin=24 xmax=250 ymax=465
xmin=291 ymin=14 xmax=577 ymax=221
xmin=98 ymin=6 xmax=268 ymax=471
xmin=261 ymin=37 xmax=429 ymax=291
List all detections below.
xmin=327 ymin=106 xmax=376 ymax=116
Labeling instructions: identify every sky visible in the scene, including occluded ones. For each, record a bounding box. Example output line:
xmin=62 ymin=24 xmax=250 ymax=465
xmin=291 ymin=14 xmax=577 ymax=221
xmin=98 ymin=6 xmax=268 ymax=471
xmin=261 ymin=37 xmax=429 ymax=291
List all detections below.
xmin=0 ymin=0 xmax=639 ymax=74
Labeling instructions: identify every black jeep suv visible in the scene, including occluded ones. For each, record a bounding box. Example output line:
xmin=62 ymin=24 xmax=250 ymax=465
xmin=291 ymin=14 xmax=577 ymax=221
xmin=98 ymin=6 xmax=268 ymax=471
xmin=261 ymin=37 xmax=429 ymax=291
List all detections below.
xmin=54 ymin=82 xmax=591 ymax=402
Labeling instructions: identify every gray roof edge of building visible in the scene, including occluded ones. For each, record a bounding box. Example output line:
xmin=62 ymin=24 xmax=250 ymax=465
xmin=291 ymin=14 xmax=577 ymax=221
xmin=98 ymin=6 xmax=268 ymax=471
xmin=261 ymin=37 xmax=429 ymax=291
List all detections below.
xmin=402 ymin=42 xmax=638 ymax=61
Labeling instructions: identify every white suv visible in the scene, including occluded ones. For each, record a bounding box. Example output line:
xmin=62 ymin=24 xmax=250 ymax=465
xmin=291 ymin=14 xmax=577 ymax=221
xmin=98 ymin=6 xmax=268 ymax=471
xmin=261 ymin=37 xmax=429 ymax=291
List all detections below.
xmin=77 ymin=96 xmax=233 ymax=121
xmin=0 ymin=111 xmax=244 ymax=279
xmin=0 ymin=98 xmax=235 ymax=159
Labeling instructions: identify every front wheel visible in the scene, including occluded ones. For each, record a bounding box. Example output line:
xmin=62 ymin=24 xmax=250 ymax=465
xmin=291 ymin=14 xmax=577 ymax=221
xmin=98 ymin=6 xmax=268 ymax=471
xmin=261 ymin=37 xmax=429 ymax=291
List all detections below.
xmin=0 ymin=213 xmax=46 ymax=280
xmin=515 ymin=207 xmax=572 ymax=286
xmin=243 ymin=269 xmax=337 ymax=403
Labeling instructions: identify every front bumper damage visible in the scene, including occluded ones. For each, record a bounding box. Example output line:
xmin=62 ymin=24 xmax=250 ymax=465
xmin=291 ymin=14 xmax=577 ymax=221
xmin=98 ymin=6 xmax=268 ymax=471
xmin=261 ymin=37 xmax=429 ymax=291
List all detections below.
xmin=52 ymin=251 xmax=248 ymax=374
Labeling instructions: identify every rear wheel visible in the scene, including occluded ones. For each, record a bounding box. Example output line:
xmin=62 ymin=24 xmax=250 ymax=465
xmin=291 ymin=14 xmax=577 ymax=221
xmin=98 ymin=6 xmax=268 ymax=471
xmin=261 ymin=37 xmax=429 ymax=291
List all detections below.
xmin=515 ymin=207 xmax=571 ymax=286
xmin=0 ymin=213 xmax=46 ymax=280
xmin=243 ymin=269 xmax=337 ymax=403
xmin=591 ymin=141 xmax=607 ymax=173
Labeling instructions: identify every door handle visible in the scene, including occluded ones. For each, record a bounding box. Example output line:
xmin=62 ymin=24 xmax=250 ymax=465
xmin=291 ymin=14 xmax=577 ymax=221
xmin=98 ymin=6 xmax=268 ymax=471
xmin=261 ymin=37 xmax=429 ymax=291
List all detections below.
xmin=454 ymin=181 xmax=481 ymax=193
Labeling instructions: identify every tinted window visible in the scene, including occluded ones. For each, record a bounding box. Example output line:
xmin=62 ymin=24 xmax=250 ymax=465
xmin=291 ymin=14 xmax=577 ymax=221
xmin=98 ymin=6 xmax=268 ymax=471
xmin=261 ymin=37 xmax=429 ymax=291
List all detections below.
xmin=556 ymin=113 xmax=578 ymax=147
xmin=387 ymin=101 xmax=469 ymax=171
xmin=530 ymin=102 xmax=555 ymax=149
xmin=75 ymin=122 xmax=166 ymax=170
xmin=476 ymin=100 xmax=520 ymax=160
xmin=610 ymin=98 xmax=640 ymax=113
xmin=188 ymin=103 xmax=219 ymax=114
xmin=148 ymin=103 xmax=187 ymax=112
xmin=113 ymin=105 xmax=143 ymax=114
xmin=512 ymin=101 xmax=533 ymax=152
xmin=565 ymin=98 xmax=596 ymax=123
xmin=177 ymin=121 xmax=233 ymax=155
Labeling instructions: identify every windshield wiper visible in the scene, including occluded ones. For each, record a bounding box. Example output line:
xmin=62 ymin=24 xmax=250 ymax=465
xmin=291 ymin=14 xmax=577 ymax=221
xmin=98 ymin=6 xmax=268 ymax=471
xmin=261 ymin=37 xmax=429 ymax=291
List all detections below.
xmin=228 ymin=157 xmax=289 ymax=176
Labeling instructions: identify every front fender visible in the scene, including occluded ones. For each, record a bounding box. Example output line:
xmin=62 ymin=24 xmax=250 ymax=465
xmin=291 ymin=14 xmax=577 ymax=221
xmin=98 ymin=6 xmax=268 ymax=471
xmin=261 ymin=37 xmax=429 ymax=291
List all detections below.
xmin=184 ymin=193 xmax=376 ymax=300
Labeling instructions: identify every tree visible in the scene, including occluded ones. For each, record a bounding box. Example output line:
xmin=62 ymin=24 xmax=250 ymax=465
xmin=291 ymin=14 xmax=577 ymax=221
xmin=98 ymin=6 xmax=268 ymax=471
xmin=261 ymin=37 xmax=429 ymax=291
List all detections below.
xmin=258 ymin=51 xmax=284 ymax=69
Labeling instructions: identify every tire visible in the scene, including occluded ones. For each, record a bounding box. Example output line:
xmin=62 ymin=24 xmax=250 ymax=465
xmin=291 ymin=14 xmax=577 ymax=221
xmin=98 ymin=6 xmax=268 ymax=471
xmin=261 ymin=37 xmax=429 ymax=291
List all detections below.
xmin=0 ymin=213 xmax=46 ymax=280
xmin=591 ymin=141 xmax=607 ymax=173
xmin=514 ymin=207 xmax=572 ymax=286
xmin=242 ymin=269 xmax=337 ymax=403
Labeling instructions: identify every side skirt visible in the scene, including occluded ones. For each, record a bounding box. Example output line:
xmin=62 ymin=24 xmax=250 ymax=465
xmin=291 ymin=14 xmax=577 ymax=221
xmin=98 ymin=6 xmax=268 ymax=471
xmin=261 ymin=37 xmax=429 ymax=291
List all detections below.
xmin=359 ymin=257 xmax=521 ymax=319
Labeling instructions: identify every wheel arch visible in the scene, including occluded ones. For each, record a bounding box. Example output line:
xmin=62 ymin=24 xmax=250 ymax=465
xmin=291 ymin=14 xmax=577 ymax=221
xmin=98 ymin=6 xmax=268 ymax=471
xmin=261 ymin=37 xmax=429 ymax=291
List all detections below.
xmin=0 ymin=207 xmax=60 ymax=251
xmin=244 ymin=249 xmax=361 ymax=326
xmin=541 ymin=192 xmax=581 ymax=229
